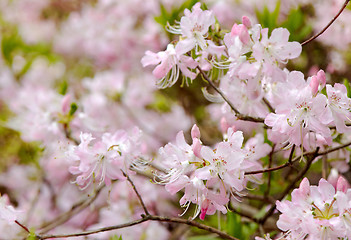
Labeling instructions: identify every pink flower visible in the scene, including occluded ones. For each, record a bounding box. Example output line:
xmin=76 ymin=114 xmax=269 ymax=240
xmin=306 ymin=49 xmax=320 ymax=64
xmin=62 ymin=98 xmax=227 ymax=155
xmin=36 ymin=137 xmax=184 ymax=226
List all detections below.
xmin=167 ymin=3 xmax=215 ymax=55
xmin=265 ymin=71 xmax=332 ymax=147
xmin=0 ymin=195 xmax=18 ymax=224
xmin=67 ymin=127 xmax=145 ymax=189
xmin=276 ymin=177 xmax=351 ymax=239
xmin=326 ymin=83 xmax=351 ymax=133
xmin=141 ymin=44 xmax=198 ymax=88
xmin=253 ymin=27 xmax=302 ymax=64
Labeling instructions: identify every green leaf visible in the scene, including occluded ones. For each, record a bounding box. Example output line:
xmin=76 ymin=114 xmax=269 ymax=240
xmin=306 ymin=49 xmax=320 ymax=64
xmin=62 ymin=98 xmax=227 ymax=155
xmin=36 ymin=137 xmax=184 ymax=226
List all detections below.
xmin=69 ymin=103 xmax=78 ymax=117
xmin=110 ymin=235 xmax=123 ymax=240
xmin=226 ymin=212 xmax=242 ymax=238
xmin=343 ymin=79 xmax=351 ymax=98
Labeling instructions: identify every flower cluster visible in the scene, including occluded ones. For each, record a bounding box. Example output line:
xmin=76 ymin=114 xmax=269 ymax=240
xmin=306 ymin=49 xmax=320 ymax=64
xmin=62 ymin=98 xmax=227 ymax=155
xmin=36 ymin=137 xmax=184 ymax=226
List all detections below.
xmin=66 ymin=127 xmax=146 ymax=189
xmin=156 ymin=124 xmax=270 ymax=220
xmin=266 ymin=71 xmax=351 ymax=148
xmin=276 ymin=177 xmax=351 ymax=239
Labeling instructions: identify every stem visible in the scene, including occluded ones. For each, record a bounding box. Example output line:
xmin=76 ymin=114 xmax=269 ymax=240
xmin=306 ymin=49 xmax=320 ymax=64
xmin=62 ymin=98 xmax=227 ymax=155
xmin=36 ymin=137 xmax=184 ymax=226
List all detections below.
xmin=197 ymin=67 xmax=265 ymax=123
xmin=262 ymin=97 xmax=274 ymax=113
xmin=288 ymin=144 xmax=296 ymax=165
xmin=301 ymin=0 xmax=350 ymax=46
xmin=258 ymin=147 xmax=320 ymax=224
xmin=15 ymin=220 xmax=30 ymax=233
xmin=38 ymin=184 xmax=105 ymax=234
xmin=39 ymin=215 xmax=240 ymax=240
xmin=264 ymin=144 xmax=275 ymax=198
xmin=121 ymin=170 xmax=150 ymax=216
xmin=245 ymin=141 xmax=351 ymax=175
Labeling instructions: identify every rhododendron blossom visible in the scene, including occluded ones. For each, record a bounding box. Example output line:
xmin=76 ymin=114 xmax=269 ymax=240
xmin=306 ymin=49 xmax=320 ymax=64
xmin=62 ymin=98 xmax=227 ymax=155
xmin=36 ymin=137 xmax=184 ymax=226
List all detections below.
xmin=67 ymin=127 xmax=145 ymax=189
xmin=276 ymin=177 xmax=351 ymax=239
xmin=2 ymin=1 xmax=351 ymax=239
xmin=157 ymin=125 xmax=264 ymax=220
xmin=141 ymin=43 xmax=198 ymax=88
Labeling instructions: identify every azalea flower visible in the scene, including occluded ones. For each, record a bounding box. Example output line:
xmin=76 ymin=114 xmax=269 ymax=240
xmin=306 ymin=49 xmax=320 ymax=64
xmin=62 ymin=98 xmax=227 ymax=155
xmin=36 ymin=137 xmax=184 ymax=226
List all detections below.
xmin=141 ymin=44 xmax=198 ymax=88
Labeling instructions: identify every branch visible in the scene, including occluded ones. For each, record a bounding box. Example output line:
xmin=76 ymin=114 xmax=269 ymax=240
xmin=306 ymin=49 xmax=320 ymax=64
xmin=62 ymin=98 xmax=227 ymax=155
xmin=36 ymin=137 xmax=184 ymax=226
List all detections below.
xmin=121 ymin=170 xmax=150 ymax=216
xmin=38 ymin=184 xmax=105 ymax=234
xmin=245 ymin=141 xmax=351 ymax=175
xmin=39 ymin=215 xmax=240 ymax=240
xmin=301 ymin=0 xmax=350 ymax=46
xmin=258 ymin=147 xmax=320 ymax=224
xmin=197 ymin=67 xmax=265 ymax=123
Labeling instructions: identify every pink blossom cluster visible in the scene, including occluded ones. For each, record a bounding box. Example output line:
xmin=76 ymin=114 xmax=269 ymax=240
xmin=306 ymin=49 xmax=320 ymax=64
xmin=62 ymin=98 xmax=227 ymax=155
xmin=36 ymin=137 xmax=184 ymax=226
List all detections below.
xmin=0 ymin=0 xmax=351 ymax=239
xmin=156 ymin=124 xmax=271 ymax=220
xmin=66 ymin=127 xmax=146 ymax=189
xmin=275 ymin=177 xmax=351 ymax=239
xmin=265 ymin=71 xmax=351 ymax=149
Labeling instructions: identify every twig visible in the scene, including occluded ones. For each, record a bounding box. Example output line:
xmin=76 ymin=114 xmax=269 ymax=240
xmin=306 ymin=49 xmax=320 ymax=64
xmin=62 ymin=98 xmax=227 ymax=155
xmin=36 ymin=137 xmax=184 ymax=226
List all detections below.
xmin=63 ymin=123 xmax=79 ymax=145
xmin=264 ymin=144 xmax=275 ymax=198
xmin=244 ymin=194 xmax=275 ymax=204
xmin=197 ymin=67 xmax=265 ymax=123
xmin=288 ymin=145 xmax=295 ymax=165
xmin=322 ymin=155 xmax=328 ymax=179
xmin=301 ymin=0 xmax=350 ymax=46
xmin=262 ymin=97 xmax=274 ymax=113
xmin=121 ymin=170 xmax=150 ymax=216
xmin=38 ymin=184 xmax=105 ymax=234
xmin=230 ymin=207 xmax=259 ymax=223
xmin=15 ymin=220 xmax=30 ymax=233
xmin=245 ymin=141 xmax=351 ymax=175
xmin=39 ymin=215 xmax=240 ymax=240
xmin=258 ymin=147 xmax=320 ymax=224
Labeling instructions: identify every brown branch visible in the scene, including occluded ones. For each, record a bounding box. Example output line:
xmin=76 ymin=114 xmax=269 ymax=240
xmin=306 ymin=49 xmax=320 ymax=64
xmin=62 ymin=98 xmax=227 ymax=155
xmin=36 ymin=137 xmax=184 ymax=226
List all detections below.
xmin=38 ymin=184 xmax=105 ymax=234
xmin=197 ymin=67 xmax=265 ymax=123
xmin=245 ymin=141 xmax=351 ymax=175
xmin=258 ymin=147 xmax=320 ymax=224
xmin=288 ymin=144 xmax=296 ymax=165
xmin=15 ymin=220 xmax=30 ymax=233
xmin=301 ymin=0 xmax=350 ymax=46
xmin=121 ymin=170 xmax=150 ymax=216
xmin=264 ymin=144 xmax=275 ymax=198
xmin=262 ymin=97 xmax=274 ymax=113
xmin=39 ymin=215 xmax=240 ymax=240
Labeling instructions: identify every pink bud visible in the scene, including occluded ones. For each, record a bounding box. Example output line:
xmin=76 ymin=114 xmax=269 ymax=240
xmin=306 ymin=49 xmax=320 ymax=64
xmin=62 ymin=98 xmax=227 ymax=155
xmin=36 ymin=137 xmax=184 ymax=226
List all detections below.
xmin=230 ymin=23 xmax=239 ymax=37
xmin=317 ymin=70 xmax=326 ymax=89
xmin=230 ymin=24 xmax=249 ymax=45
xmin=299 ymin=178 xmax=310 ymax=195
xmin=309 ymin=76 xmax=319 ymax=96
xmin=327 ymin=168 xmax=339 ymax=188
xmin=61 ymin=94 xmax=71 ymax=114
xmin=191 ymin=124 xmax=201 ymax=139
xmin=220 ymin=117 xmax=229 ymax=133
xmin=242 ymin=16 xmax=252 ymax=28
xmin=192 ymin=138 xmax=202 ymax=158
xmin=200 ymin=199 xmax=210 ymax=220
xmin=336 ymin=176 xmax=349 ymax=193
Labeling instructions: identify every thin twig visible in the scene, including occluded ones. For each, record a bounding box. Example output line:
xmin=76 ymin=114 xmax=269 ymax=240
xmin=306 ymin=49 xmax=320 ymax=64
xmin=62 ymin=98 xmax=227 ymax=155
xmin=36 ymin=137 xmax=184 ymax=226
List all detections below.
xmin=39 ymin=215 xmax=240 ymax=240
xmin=258 ymin=147 xmax=320 ymax=224
xmin=301 ymin=0 xmax=350 ymax=46
xmin=197 ymin=67 xmax=265 ymax=123
xmin=244 ymin=194 xmax=275 ymax=204
xmin=245 ymin=141 xmax=351 ymax=175
xmin=264 ymin=144 xmax=275 ymax=198
xmin=15 ymin=220 xmax=30 ymax=233
xmin=262 ymin=97 xmax=274 ymax=113
xmin=121 ymin=170 xmax=150 ymax=216
xmin=38 ymin=184 xmax=105 ymax=234
xmin=288 ymin=145 xmax=295 ymax=165
xmin=63 ymin=123 xmax=79 ymax=145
